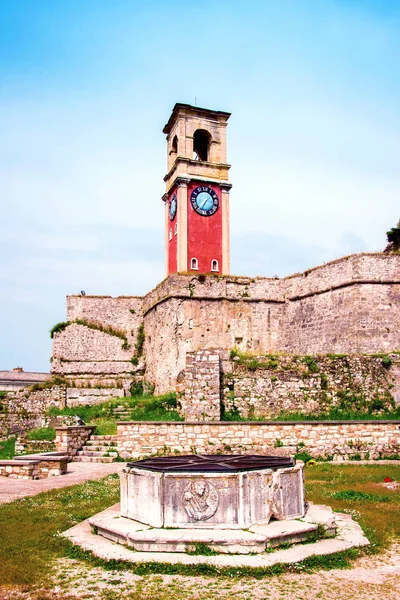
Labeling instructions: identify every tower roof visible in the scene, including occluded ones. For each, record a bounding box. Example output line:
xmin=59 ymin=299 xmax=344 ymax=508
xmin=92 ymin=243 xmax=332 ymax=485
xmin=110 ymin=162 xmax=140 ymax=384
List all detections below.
xmin=163 ymin=103 xmax=231 ymax=135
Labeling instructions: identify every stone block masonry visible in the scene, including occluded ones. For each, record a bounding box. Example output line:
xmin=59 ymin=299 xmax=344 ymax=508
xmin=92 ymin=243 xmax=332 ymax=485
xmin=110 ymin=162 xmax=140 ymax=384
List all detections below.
xmin=179 ymin=349 xmax=221 ymax=420
xmin=0 ymin=386 xmax=67 ymax=439
xmin=66 ymin=387 xmax=124 ymax=407
xmin=51 ymin=295 xmax=143 ymax=384
xmin=56 ymin=426 xmax=95 ymax=458
xmin=117 ymin=421 xmax=400 ymax=461
xmin=51 ymin=252 xmax=400 ymax=394
xmin=143 ymin=253 xmax=400 ymax=393
xmin=221 ymin=353 xmax=400 ymax=419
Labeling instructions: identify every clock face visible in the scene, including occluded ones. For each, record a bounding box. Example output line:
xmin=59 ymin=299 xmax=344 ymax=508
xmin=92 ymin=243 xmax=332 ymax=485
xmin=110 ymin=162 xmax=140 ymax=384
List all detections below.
xmin=190 ymin=186 xmax=219 ymax=216
xmin=169 ymin=194 xmax=177 ymax=221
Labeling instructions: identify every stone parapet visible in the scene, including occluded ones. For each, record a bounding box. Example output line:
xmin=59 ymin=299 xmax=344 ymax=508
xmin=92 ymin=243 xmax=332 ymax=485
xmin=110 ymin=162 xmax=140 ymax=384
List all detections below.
xmin=55 ymin=426 xmax=96 ymax=458
xmin=117 ymin=420 xmax=400 ymax=461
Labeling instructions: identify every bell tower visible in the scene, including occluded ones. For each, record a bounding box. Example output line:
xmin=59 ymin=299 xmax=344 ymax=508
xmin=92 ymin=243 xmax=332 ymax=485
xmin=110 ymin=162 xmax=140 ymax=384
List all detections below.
xmin=163 ymin=103 xmax=232 ymax=276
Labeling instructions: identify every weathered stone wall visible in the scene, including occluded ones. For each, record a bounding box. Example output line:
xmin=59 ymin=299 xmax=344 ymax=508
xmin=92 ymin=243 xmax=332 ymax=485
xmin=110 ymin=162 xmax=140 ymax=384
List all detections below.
xmin=66 ymin=295 xmax=142 ymax=328
xmin=51 ymin=253 xmax=400 ymax=393
xmin=117 ymin=420 xmax=400 ymax=461
xmin=55 ymin=426 xmax=95 ymax=457
xmin=221 ymin=353 xmax=400 ymax=419
xmin=15 ymin=438 xmax=55 ymax=455
xmin=143 ymin=254 xmax=400 ymax=393
xmin=180 ymin=349 xmax=221 ymax=420
xmin=66 ymin=387 xmax=124 ymax=406
xmin=144 ymin=295 xmax=281 ymax=393
xmin=51 ymin=295 xmax=143 ymax=380
xmin=0 ymin=386 xmax=67 ymax=439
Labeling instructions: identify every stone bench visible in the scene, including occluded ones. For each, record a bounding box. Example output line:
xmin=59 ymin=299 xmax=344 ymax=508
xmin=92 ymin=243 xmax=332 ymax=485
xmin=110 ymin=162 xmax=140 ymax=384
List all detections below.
xmin=0 ymin=460 xmax=37 ymax=479
xmin=0 ymin=452 xmax=69 ymax=479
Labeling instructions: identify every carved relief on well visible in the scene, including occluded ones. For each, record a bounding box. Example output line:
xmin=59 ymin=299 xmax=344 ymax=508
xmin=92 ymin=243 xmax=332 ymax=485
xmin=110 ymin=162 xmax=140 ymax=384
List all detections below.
xmin=182 ymin=479 xmax=219 ymax=521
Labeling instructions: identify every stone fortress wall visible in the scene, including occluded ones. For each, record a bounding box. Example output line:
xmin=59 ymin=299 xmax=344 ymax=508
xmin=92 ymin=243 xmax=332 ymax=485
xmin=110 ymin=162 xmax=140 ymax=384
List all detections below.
xmin=51 ymin=253 xmax=400 ymax=398
xmin=144 ymin=253 xmax=400 ymax=393
xmin=51 ymin=295 xmax=143 ymax=388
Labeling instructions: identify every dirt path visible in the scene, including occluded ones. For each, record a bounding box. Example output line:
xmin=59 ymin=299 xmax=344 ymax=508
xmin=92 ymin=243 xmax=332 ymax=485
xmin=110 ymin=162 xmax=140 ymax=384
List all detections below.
xmin=0 ymin=462 xmax=124 ymax=504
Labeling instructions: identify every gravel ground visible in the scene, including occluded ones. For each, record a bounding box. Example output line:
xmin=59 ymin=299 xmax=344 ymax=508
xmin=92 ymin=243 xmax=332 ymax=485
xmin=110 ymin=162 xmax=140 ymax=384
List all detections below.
xmin=1 ymin=544 xmax=400 ymax=600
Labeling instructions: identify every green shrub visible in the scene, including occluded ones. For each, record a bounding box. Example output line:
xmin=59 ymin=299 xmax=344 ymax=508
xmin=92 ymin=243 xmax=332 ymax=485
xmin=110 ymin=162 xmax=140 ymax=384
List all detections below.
xmin=386 ymin=219 xmax=400 ymax=250
xmin=382 ymin=355 xmax=393 ymax=368
xmin=303 ymin=356 xmax=319 ymax=373
xmin=295 ymin=451 xmax=313 ymax=464
xmin=129 ymin=379 xmax=143 ymax=397
xmin=0 ymin=437 xmax=15 ymax=459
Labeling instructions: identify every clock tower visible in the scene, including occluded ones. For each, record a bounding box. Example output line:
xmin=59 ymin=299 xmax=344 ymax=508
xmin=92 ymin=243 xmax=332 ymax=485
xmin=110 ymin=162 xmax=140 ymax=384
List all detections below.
xmin=163 ymin=103 xmax=232 ymax=276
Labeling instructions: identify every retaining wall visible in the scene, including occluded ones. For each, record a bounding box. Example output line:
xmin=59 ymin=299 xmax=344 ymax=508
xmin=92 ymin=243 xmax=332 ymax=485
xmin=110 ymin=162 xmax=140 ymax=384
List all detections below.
xmin=117 ymin=420 xmax=400 ymax=461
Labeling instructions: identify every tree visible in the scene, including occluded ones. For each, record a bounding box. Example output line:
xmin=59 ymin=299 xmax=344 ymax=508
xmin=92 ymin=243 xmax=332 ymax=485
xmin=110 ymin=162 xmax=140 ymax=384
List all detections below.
xmin=384 ymin=219 xmax=400 ymax=253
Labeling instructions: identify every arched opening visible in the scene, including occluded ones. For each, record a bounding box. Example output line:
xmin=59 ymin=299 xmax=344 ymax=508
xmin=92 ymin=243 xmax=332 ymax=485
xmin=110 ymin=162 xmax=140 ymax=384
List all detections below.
xmin=190 ymin=257 xmax=199 ymax=270
xmin=172 ymin=135 xmax=178 ymax=153
xmin=211 ymin=259 xmax=219 ymax=272
xmin=193 ymin=129 xmax=211 ymax=161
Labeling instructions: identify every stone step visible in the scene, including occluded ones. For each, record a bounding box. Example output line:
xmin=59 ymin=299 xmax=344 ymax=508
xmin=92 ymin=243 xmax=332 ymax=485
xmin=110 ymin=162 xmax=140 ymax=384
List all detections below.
xmin=77 ymin=450 xmax=118 ymax=458
xmin=90 ymin=435 xmax=117 ymax=441
xmin=73 ymin=456 xmax=116 ymax=463
xmin=83 ymin=445 xmax=118 ymax=452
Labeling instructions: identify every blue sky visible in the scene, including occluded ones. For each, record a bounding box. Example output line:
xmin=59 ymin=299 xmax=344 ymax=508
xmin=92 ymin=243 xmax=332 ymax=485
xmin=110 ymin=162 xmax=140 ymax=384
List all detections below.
xmin=1 ymin=0 xmax=399 ymax=372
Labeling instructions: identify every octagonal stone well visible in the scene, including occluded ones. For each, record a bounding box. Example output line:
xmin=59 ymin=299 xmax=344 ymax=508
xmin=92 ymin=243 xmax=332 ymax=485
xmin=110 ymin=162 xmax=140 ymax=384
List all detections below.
xmin=120 ymin=454 xmax=306 ymax=529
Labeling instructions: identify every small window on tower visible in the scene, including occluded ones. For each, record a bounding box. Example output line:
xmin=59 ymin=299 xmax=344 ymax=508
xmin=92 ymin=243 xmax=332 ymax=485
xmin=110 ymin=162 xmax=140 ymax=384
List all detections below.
xmin=172 ymin=135 xmax=178 ymax=154
xmin=169 ymin=229 xmax=172 ymax=241
xmin=211 ymin=260 xmax=219 ymax=272
xmin=193 ymin=129 xmax=211 ymax=161
xmin=174 ymin=222 xmax=178 ymax=235
xmin=191 ymin=258 xmax=199 ymax=270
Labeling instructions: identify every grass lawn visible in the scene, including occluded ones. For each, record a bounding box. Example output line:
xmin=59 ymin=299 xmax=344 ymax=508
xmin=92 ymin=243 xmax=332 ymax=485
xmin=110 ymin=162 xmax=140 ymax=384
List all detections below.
xmin=0 ymin=463 xmax=399 ymax=591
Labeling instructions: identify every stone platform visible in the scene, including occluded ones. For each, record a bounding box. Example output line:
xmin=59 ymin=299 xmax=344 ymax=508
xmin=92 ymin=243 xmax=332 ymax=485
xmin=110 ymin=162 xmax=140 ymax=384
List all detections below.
xmin=63 ymin=502 xmax=369 ymax=568
xmin=86 ymin=502 xmax=336 ymax=554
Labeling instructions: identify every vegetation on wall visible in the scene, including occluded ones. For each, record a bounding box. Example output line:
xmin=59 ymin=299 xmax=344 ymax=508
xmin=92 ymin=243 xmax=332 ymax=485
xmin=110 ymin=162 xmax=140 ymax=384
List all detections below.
xmin=130 ymin=322 xmax=145 ymax=366
xmin=50 ymin=318 xmax=130 ymax=350
xmin=28 ymin=375 xmax=67 ymax=392
xmin=225 ymin=349 xmax=398 ymax=420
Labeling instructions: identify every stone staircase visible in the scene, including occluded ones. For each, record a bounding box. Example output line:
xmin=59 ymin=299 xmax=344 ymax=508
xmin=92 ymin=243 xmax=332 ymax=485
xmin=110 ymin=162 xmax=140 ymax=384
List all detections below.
xmin=73 ymin=435 xmax=119 ymax=463
xmin=112 ymin=405 xmax=132 ymax=420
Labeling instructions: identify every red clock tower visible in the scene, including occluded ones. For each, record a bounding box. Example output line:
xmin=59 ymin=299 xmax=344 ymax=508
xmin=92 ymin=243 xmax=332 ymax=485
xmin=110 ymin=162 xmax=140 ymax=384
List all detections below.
xmin=163 ymin=103 xmax=232 ymax=276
